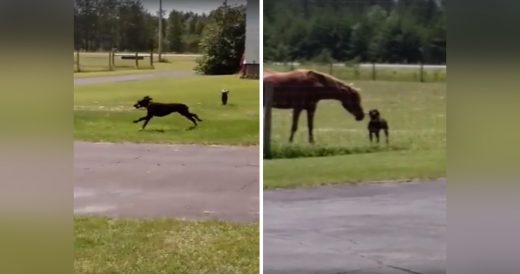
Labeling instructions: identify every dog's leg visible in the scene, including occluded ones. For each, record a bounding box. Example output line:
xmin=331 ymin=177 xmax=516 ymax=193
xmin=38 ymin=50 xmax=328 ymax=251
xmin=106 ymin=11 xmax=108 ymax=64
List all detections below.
xmin=190 ymin=112 xmax=203 ymax=122
xmin=375 ymin=131 xmax=380 ymax=143
xmin=369 ymin=131 xmax=373 ymax=143
xmin=180 ymin=112 xmax=198 ymax=126
xmin=133 ymin=116 xmax=148 ymax=123
xmin=141 ymin=117 xmax=152 ymax=129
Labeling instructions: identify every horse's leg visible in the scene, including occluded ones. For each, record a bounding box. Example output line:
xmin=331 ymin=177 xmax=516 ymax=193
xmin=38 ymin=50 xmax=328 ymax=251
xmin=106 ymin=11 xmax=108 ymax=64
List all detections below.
xmin=289 ymin=108 xmax=302 ymax=142
xmin=306 ymin=107 xmax=316 ymax=143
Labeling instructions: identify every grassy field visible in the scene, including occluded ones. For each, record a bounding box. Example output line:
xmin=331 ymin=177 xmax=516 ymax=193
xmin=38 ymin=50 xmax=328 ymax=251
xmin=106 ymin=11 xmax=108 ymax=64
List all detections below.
xmin=265 ymin=63 xmax=446 ymax=82
xmin=75 ymin=217 xmax=259 ymax=274
xmin=74 ymin=53 xmax=200 ymax=78
xmin=74 ymin=74 xmax=259 ymax=145
xmin=264 ymin=80 xmax=446 ymax=189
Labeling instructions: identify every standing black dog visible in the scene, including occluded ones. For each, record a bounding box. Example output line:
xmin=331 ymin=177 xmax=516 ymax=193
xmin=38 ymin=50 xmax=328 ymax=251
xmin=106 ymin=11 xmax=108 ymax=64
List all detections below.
xmin=368 ymin=109 xmax=389 ymax=144
xmin=133 ymin=96 xmax=202 ymax=129
xmin=221 ymin=89 xmax=229 ymax=105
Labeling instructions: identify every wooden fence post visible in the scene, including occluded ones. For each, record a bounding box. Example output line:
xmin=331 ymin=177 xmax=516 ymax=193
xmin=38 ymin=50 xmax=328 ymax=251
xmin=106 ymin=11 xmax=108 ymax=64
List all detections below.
xmin=419 ymin=47 xmax=425 ymax=82
xmin=135 ymin=52 xmax=139 ymax=69
xmin=264 ymin=85 xmax=273 ymax=159
xmin=112 ymin=49 xmax=116 ymax=68
xmin=419 ymin=61 xmax=425 ymax=82
xmin=371 ymin=62 xmax=376 ymax=80
xmin=76 ymin=50 xmax=81 ymax=72
xmin=108 ymin=50 xmax=113 ymax=71
xmin=150 ymin=49 xmax=154 ymax=68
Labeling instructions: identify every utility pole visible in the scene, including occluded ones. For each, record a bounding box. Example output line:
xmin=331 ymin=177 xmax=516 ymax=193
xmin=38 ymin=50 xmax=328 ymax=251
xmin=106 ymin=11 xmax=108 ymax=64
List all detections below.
xmin=158 ymin=0 xmax=163 ymax=62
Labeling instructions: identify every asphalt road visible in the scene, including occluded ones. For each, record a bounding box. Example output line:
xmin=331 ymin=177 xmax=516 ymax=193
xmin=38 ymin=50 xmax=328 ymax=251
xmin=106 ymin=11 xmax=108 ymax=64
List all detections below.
xmin=74 ymin=142 xmax=259 ymax=223
xmin=264 ymin=180 xmax=446 ymax=274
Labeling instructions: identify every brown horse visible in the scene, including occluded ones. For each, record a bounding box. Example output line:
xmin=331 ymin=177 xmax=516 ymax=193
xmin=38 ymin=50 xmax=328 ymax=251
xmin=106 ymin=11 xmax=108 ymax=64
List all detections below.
xmin=264 ymin=69 xmax=365 ymax=143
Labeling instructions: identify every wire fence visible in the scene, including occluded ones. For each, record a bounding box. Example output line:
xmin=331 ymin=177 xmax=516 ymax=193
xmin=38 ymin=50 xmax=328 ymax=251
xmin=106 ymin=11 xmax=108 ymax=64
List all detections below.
xmin=73 ymin=51 xmax=155 ymax=72
xmin=265 ymin=61 xmax=447 ymax=82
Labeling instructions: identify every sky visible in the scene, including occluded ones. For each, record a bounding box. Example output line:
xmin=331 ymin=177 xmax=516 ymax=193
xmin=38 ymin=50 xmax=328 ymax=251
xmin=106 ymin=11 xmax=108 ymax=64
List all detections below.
xmin=142 ymin=0 xmax=247 ymax=16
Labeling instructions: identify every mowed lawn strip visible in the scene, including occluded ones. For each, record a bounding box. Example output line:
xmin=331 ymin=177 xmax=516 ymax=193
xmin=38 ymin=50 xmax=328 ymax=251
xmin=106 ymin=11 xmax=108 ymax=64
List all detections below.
xmin=264 ymin=80 xmax=446 ymax=188
xmin=264 ymin=149 xmax=445 ymax=189
xmin=75 ymin=217 xmax=259 ymax=274
xmin=74 ymin=75 xmax=259 ymax=145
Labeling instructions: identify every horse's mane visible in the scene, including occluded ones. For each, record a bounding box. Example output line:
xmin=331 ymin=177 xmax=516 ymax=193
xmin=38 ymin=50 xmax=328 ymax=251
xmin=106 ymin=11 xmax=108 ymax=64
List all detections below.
xmin=303 ymin=70 xmax=353 ymax=89
xmin=264 ymin=69 xmax=361 ymax=93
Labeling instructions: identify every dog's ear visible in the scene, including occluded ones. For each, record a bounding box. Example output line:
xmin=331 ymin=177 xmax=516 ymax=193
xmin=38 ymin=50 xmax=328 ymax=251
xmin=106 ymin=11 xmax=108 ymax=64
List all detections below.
xmin=144 ymin=96 xmax=152 ymax=101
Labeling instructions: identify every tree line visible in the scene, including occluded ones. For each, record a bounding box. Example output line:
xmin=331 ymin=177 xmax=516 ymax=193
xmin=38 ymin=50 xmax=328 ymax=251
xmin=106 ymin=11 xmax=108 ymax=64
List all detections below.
xmin=74 ymin=0 xmax=247 ymax=74
xmin=264 ymin=0 xmax=446 ymax=64
xmin=74 ymin=0 xmax=209 ymax=53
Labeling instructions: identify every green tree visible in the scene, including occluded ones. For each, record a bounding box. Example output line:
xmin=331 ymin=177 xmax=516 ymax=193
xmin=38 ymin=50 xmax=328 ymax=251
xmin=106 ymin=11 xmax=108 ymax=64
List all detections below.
xmin=195 ymin=2 xmax=246 ymax=75
xmin=313 ymin=48 xmax=334 ymax=64
xmin=168 ymin=11 xmax=184 ymax=52
xmin=263 ymin=0 xmax=446 ymax=64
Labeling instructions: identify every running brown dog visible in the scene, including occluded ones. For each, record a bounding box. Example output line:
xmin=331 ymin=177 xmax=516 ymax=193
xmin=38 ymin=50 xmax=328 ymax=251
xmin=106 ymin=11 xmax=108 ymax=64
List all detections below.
xmin=133 ymin=96 xmax=202 ymax=129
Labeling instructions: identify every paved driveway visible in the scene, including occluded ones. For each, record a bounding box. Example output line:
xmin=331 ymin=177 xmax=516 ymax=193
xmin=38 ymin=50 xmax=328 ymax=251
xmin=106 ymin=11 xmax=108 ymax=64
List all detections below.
xmin=264 ymin=180 xmax=446 ymax=274
xmin=74 ymin=142 xmax=259 ymax=223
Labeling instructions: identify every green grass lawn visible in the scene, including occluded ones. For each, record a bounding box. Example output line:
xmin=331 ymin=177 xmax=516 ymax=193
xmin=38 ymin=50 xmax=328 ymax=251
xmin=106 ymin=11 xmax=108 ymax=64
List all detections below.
xmin=265 ymin=63 xmax=446 ymax=82
xmin=74 ymin=74 xmax=259 ymax=145
xmin=75 ymin=217 xmax=259 ymax=274
xmin=264 ymin=80 xmax=446 ymax=189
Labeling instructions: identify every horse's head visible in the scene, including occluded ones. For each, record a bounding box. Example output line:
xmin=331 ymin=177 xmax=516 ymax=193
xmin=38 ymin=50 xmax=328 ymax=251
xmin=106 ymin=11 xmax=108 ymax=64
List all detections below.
xmin=340 ymin=84 xmax=365 ymax=121
xmin=134 ymin=96 xmax=152 ymax=109
xmin=308 ymin=70 xmax=365 ymax=121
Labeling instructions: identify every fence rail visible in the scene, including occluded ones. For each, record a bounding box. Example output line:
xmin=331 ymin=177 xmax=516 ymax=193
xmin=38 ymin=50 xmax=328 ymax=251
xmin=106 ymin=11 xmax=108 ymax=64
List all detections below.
xmin=74 ymin=50 xmax=155 ymax=73
xmin=266 ymin=62 xmax=446 ymax=82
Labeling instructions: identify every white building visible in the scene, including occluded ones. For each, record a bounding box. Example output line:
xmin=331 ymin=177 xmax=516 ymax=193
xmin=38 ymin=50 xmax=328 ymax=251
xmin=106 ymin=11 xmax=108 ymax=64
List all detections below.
xmin=241 ymin=0 xmax=259 ymax=78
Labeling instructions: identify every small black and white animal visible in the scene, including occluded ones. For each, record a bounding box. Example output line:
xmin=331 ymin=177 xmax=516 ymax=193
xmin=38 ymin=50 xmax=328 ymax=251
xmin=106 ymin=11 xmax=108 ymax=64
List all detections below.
xmin=368 ymin=109 xmax=389 ymax=144
xmin=133 ymin=96 xmax=202 ymax=129
xmin=221 ymin=89 xmax=230 ymax=105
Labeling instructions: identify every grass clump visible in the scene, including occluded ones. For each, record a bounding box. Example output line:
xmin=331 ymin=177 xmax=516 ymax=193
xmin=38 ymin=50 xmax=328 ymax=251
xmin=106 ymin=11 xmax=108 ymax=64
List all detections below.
xmin=75 ymin=216 xmax=259 ymax=274
xmin=268 ymin=144 xmax=407 ymax=159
